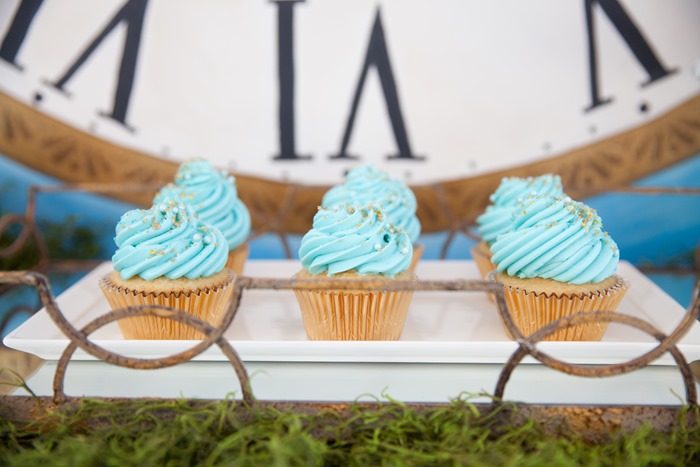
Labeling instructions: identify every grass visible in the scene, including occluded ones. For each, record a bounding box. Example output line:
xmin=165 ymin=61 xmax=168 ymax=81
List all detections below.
xmin=1 ymin=396 xmax=699 ymax=466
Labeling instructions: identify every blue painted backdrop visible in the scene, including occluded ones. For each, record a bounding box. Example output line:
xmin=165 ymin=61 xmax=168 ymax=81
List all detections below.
xmin=1 ymin=153 xmax=698 ymax=335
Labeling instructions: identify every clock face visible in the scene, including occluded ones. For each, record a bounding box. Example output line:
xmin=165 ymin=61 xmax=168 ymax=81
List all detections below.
xmin=0 ymin=0 xmax=699 ymax=232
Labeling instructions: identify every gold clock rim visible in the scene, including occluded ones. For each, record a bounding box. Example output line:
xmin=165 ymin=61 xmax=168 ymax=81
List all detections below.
xmin=0 ymin=91 xmax=698 ymax=234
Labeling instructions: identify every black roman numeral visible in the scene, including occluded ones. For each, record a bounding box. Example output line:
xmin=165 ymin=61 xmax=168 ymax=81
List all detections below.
xmin=331 ymin=9 xmax=423 ymax=161
xmin=273 ymin=0 xmax=310 ymax=161
xmin=50 ymin=0 xmax=149 ymax=129
xmin=584 ymin=0 xmax=677 ymax=111
xmin=0 ymin=0 xmax=44 ymax=70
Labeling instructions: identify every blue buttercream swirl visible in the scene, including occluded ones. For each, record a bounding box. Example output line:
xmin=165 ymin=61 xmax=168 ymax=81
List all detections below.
xmin=299 ymin=203 xmax=413 ymax=277
xmin=476 ymin=174 xmax=564 ymax=245
xmin=112 ymin=199 xmax=228 ymax=280
xmin=154 ymin=159 xmax=251 ymax=250
xmin=321 ymin=164 xmax=421 ymax=244
xmin=490 ymin=195 xmax=619 ymax=284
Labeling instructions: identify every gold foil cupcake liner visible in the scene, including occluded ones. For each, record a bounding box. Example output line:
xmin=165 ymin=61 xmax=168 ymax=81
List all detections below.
xmin=409 ymin=243 xmax=426 ymax=272
xmin=226 ymin=242 xmax=250 ymax=275
xmin=471 ymin=241 xmax=496 ymax=280
xmin=98 ymin=272 xmax=236 ymax=340
xmin=292 ymin=272 xmax=416 ymax=340
xmin=493 ymin=275 xmax=629 ymax=341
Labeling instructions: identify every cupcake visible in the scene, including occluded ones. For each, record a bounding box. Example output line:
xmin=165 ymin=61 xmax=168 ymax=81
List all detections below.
xmin=489 ymin=194 xmax=629 ymax=341
xmin=322 ymin=163 xmax=423 ymax=270
xmin=472 ymin=174 xmax=564 ymax=278
xmin=294 ymin=203 xmax=415 ymax=340
xmin=98 ymin=199 xmax=236 ymax=340
xmin=154 ymin=159 xmax=251 ymax=275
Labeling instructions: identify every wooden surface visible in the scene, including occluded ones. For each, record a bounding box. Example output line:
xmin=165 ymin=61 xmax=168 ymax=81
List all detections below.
xmin=1 ymin=91 xmax=699 ymax=234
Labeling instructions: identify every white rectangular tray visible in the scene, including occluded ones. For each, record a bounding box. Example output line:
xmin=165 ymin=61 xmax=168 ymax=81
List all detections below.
xmin=5 ymin=260 xmax=699 ymax=366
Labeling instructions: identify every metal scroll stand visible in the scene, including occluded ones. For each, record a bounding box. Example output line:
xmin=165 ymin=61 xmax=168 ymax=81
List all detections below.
xmin=0 ymin=268 xmax=699 ymax=438
xmin=0 ymin=181 xmax=699 ymax=438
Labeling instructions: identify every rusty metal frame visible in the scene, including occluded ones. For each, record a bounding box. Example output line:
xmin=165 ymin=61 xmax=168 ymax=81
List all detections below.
xmin=1 ymin=267 xmax=699 ymax=406
xmin=1 ymin=181 xmax=700 ymax=434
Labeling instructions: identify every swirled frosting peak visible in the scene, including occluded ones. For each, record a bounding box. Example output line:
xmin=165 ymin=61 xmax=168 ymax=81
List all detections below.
xmin=490 ymin=195 xmax=619 ymax=284
xmin=299 ymin=203 xmax=413 ymax=276
xmin=154 ymin=159 xmax=251 ymax=250
xmin=476 ymin=174 xmax=564 ymax=245
xmin=112 ymin=199 xmax=228 ymax=280
xmin=321 ymin=164 xmax=421 ymax=243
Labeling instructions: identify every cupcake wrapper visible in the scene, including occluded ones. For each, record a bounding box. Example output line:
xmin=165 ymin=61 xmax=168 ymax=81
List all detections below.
xmin=293 ymin=288 xmax=414 ymax=340
xmin=471 ymin=241 xmax=496 ymax=280
xmin=226 ymin=242 xmax=250 ymax=275
xmin=409 ymin=243 xmax=426 ymax=272
xmin=498 ymin=277 xmax=629 ymax=341
xmin=98 ymin=273 xmax=236 ymax=340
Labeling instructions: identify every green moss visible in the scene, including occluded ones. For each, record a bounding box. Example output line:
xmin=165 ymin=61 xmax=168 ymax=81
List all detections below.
xmin=38 ymin=216 xmax=104 ymax=261
xmin=0 ymin=213 xmax=104 ymax=271
xmin=0 ymin=222 xmax=41 ymax=271
xmin=1 ymin=397 xmax=698 ymax=466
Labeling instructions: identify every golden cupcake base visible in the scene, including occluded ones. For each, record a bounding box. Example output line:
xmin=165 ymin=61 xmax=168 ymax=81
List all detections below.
xmin=226 ymin=242 xmax=250 ymax=276
xmin=293 ymin=270 xmax=415 ymax=340
xmin=491 ymin=273 xmax=629 ymax=341
xmin=470 ymin=241 xmax=496 ymax=279
xmin=98 ymin=270 xmax=236 ymax=340
xmin=409 ymin=243 xmax=425 ymax=272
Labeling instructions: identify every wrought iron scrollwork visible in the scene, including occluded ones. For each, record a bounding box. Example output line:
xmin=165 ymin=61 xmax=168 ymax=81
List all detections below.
xmin=1 ymin=269 xmax=699 ymax=407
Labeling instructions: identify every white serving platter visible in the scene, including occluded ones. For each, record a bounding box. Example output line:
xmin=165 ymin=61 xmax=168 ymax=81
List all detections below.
xmin=4 ymin=260 xmax=699 ymax=367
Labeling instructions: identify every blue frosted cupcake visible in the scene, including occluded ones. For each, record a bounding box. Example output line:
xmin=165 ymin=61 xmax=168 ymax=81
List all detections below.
xmin=472 ymin=174 xmax=564 ymax=278
xmin=490 ymin=194 xmax=628 ymax=341
xmin=98 ymin=198 xmax=235 ymax=340
xmin=322 ymin=163 xmax=423 ymax=270
xmin=155 ymin=159 xmax=251 ymax=275
xmin=294 ymin=203 xmax=415 ymax=340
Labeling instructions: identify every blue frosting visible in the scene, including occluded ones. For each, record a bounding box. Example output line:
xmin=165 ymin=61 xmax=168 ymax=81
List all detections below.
xmin=112 ymin=199 xmax=228 ymax=280
xmin=321 ymin=164 xmax=421 ymax=244
xmin=154 ymin=160 xmax=251 ymax=250
xmin=299 ymin=203 xmax=413 ymax=277
xmin=490 ymin=195 xmax=619 ymax=284
xmin=476 ymin=174 xmax=564 ymax=245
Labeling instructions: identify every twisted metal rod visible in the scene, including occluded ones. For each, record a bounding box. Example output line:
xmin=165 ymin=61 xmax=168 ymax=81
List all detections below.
xmin=52 ymin=303 xmax=253 ymax=406
xmin=493 ymin=311 xmax=699 ymax=405
xmin=0 ymin=270 xmax=253 ymax=397
xmin=2 ymin=269 xmax=700 ymax=406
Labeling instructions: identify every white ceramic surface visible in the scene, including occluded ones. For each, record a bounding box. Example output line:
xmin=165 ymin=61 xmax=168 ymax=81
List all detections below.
xmin=5 ymin=260 xmax=699 ymax=367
